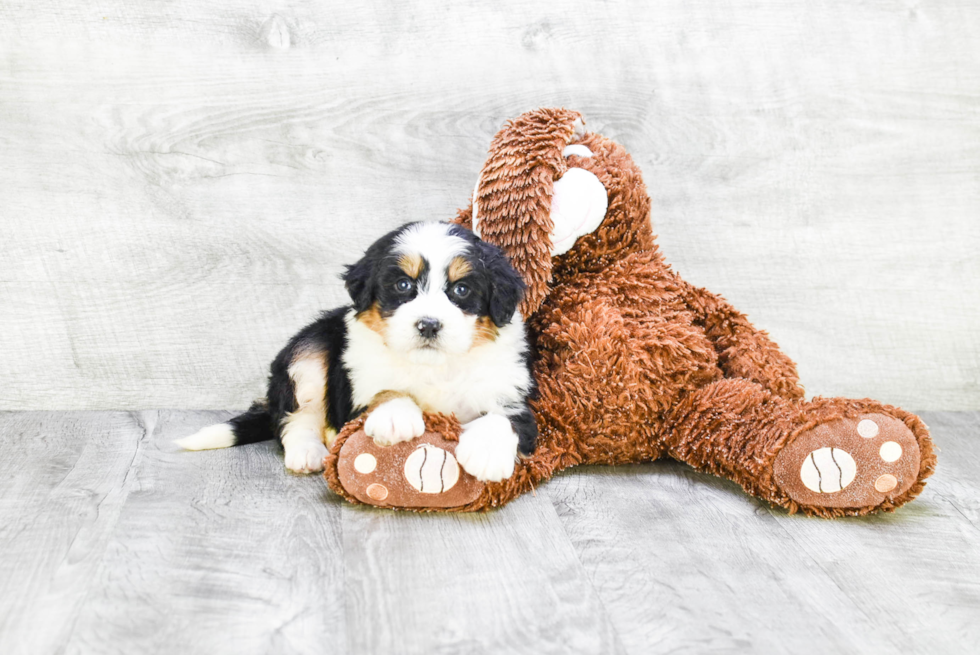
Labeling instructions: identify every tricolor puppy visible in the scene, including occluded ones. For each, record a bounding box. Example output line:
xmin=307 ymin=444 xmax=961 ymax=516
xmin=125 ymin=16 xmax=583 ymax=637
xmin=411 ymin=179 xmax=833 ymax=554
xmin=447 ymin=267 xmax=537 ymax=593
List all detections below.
xmin=176 ymin=221 xmax=536 ymax=482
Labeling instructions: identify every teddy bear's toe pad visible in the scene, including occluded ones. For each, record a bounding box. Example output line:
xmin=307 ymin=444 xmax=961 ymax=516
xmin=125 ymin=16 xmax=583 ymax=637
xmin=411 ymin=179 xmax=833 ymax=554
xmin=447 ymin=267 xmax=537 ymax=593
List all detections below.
xmin=774 ymin=413 xmax=920 ymax=509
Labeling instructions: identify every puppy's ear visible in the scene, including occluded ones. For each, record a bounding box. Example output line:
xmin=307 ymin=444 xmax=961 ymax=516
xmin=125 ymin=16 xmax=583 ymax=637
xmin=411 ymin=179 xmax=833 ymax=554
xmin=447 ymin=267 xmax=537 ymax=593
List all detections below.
xmin=343 ymin=225 xmax=408 ymax=312
xmin=343 ymin=257 xmax=374 ymax=312
xmin=477 ymin=241 xmax=526 ymax=327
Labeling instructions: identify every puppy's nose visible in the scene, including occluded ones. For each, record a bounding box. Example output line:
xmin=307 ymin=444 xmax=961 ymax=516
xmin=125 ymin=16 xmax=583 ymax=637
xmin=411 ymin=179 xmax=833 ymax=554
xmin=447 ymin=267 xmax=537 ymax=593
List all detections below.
xmin=416 ymin=317 xmax=442 ymax=339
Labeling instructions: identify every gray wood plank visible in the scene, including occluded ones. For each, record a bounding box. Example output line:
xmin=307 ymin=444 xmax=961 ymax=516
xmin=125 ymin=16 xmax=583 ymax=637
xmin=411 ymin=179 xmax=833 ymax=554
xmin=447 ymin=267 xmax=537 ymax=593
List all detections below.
xmin=547 ymin=463 xmax=908 ymax=654
xmin=1 ymin=0 xmax=979 ymax=411
xmin=758 ymin=412 xmax=980 ymax=653
xmin=547 ymin=414 xmax=980 ymax=654
xmin=2 ymin=410 xmax=979 ymax=653
xmin=342 ymin=491 xmax=625 ymax=655
xmin=918 ymin=411 xmax=980 ymax=532
xmin=0 ymin=411 xmax=149 ymax=655
xmin=61 ymin=410 xmax=347 ymax=655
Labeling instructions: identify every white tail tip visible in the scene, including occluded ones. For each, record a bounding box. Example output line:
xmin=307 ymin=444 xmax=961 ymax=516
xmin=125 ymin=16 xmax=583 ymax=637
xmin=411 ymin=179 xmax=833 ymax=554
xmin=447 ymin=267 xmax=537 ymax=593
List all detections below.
xmin=175 ymin=423 xmax=236 ymax=451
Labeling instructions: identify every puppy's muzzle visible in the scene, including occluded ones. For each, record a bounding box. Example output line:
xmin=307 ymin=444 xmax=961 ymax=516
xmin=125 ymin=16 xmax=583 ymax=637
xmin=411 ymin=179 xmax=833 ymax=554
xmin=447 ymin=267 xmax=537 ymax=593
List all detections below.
xmin=415 ymin=317 xmax=442 ymax=340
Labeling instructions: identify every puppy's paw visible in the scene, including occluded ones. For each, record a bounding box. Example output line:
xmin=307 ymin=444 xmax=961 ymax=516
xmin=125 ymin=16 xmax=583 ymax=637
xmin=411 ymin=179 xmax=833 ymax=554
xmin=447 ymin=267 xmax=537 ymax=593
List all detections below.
xmin=365 ymin=397 xmax=425 ymax=447
xmin=284 ymin=438 xmax=329 ymax=474
xmin=456 ymin=414 xmax=519 ymax=482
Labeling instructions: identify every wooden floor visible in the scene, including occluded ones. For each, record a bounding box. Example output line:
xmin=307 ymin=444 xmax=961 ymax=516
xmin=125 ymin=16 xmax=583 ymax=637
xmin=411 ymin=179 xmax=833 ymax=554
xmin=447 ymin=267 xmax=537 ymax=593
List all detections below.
xmin=1 ymin=411 xmax=977 ymax=654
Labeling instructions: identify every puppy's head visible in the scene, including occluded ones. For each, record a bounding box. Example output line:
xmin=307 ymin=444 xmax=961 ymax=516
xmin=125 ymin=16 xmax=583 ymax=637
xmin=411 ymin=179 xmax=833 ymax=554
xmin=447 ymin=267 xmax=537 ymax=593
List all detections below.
xmin=343 ymin=221 xmax=525 ymax=364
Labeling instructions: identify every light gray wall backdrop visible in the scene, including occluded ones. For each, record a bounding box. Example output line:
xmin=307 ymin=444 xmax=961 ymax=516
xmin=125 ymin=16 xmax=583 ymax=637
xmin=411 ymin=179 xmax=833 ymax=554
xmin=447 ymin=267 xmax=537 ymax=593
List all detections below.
xmin=1 ymin=1 xmax=978 ymax=411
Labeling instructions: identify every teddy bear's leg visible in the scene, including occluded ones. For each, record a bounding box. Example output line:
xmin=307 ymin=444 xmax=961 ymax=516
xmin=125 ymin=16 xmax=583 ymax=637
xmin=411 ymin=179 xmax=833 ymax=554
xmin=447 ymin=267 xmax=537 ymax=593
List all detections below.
xmin=681 ymin=283 xmax=805 ymax=401
xmin=662 ymin=379 xmax=935 ymax=517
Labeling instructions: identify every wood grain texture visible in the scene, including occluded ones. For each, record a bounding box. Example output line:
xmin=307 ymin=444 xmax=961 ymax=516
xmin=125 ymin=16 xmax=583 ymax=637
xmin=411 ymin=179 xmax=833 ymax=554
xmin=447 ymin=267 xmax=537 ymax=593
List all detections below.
xmin=342 ymin=493 xmax=624 ymax=655
xmin=546 ymin=411 xmax=980 ymax=654
xmin=1 ymin=1 xmax=978 ymax=410
xmin=63 ymin=411 xmax=347 ymax=655
xmin=0 ymin=411 xmax=147 ymax=655
xmin=1 ymin=410 xmax=978 ymax=654
xmin=0 ymin=411 xmax=348 ymax=655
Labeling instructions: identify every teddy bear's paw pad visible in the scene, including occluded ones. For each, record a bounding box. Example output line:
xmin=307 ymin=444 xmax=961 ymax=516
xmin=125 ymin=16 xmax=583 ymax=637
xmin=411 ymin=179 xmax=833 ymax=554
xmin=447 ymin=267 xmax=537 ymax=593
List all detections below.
xmin=799 ymin=447 xmax=856 ymax=493
xmin=404 ymin=444 xmax=460 ymax=493
xmin=335 ymin=429 xmax=484 ymax=509
xmin=773 ymin=414 xmax=920 ymax=509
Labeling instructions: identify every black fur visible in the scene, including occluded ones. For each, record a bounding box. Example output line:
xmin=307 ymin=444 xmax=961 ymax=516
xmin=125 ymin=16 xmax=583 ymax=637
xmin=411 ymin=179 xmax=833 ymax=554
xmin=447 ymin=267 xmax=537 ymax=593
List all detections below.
xmin=508 ymin=340 xmax=539 ymax=455
xmin=370 ymin=256 xmax=427 ymax=318
xmin=266 ymin=307 xmax=359 ymax=438
xmin=479 ymin=240 xmax=526 ymax=327
xmin=226 ymin=400 xmax=275 ymax=446
xmin=443 ymin=225 xmax=525 ymax=327
xmin=222 ymin=221 xmax=537 ymax=456
xmin=508 ymin=406 xmax=538 ymax=456
xmin=342 ymin=224 xmax=419 ymax=314
xmin=222 ymin=307 xmax=359 ymax=446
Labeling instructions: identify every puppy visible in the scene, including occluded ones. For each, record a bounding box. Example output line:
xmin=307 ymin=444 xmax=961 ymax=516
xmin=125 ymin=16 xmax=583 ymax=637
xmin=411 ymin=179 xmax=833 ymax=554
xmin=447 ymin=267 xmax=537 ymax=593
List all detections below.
xmin=176 ymin=221 xmax=536 ymax=482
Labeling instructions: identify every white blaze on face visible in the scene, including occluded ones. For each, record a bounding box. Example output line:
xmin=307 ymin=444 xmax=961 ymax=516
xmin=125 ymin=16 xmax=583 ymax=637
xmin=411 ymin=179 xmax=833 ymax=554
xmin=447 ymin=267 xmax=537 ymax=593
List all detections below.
xmin=549 ymin=147 xmax=608 ymax=256
xmin=389 ymin=223 xmax=476 ymax=362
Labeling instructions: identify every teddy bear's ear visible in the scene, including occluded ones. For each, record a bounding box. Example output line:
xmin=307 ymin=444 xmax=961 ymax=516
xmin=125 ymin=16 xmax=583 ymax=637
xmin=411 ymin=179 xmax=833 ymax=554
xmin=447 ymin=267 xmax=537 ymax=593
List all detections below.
xmin=467 ymin=108 xmax=585 ymax=317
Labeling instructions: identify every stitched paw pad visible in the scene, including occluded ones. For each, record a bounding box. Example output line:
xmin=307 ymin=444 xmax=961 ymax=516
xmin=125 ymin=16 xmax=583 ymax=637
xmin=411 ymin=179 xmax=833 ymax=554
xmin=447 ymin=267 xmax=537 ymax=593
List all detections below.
xmin=334 ymin=426 xmax=485 ymax=509
xmin=774 ymin=413 xmax=921 ymax=510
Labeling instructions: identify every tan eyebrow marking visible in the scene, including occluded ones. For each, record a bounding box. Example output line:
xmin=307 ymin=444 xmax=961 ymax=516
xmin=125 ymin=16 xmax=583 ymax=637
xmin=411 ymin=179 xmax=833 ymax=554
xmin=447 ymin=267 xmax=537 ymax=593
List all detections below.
xmin=447 ymin=256 xmax=473 ymax=282
xmin=398 ymin=253 xmax=424 ymax=278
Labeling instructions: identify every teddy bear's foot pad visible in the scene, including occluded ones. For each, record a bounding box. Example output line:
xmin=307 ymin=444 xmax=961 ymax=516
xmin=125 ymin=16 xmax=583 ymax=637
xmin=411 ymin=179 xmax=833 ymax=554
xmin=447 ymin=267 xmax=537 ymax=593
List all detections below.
xmin=773 ymin=414 xmax=920 ymax=509
xmin=335 ymin=428 xmax=485 ymax=509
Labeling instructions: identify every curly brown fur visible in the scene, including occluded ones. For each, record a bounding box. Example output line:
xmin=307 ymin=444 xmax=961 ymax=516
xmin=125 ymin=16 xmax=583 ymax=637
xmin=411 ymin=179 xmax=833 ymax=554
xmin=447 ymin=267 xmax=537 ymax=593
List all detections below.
xmin=327 ymin=108 xmax=936 ymax=516
xmin=662 ymin=382 xmax=935 ymax=517
xmin=465 ymin=108 xmax=934 ymax=515
xmin=467 ymin=107 xmax=579 ymax=317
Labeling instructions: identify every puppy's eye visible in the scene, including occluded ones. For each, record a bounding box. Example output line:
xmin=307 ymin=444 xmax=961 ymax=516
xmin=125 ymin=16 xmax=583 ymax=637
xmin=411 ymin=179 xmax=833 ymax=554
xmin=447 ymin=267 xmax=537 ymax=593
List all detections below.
xmin=395 ymin=279 xmax=413 ymax=293
xmin=452 ymin=283 xmax=470 ymax=298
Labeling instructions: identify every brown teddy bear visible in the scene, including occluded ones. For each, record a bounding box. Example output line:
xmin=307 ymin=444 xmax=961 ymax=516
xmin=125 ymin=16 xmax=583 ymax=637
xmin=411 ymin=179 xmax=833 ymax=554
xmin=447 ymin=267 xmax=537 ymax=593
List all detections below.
xmin=325 ymin=108 xmax=935 ymax=517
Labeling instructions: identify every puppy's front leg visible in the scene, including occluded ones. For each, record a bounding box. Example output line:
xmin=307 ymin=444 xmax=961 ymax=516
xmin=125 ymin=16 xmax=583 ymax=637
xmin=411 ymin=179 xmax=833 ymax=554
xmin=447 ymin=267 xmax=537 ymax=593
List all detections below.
xmin=364 ymin=391 xmax=425 ymax=446
xmin=456 ymin=414 xmax=521 ymax=482
xmin=282 ymin=426 xmax=331 ymax=474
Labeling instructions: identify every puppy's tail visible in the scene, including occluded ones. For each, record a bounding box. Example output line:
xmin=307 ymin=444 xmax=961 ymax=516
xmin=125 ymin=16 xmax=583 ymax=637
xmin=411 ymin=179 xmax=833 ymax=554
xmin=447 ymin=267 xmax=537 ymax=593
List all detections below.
xmin=175 ymin=400 xmax=275 ymax=450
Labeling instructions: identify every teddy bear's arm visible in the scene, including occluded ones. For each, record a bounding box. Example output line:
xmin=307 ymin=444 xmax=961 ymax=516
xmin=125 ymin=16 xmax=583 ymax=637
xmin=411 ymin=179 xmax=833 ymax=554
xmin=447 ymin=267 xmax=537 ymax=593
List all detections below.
xmin=680 ymin=281 xmax=805 ymax=401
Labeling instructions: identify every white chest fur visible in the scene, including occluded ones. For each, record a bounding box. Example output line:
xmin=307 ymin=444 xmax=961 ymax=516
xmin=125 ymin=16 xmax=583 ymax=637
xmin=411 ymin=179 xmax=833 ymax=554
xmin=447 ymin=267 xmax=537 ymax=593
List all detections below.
xmin=342 ymin=310 xmax=531 ymax=422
